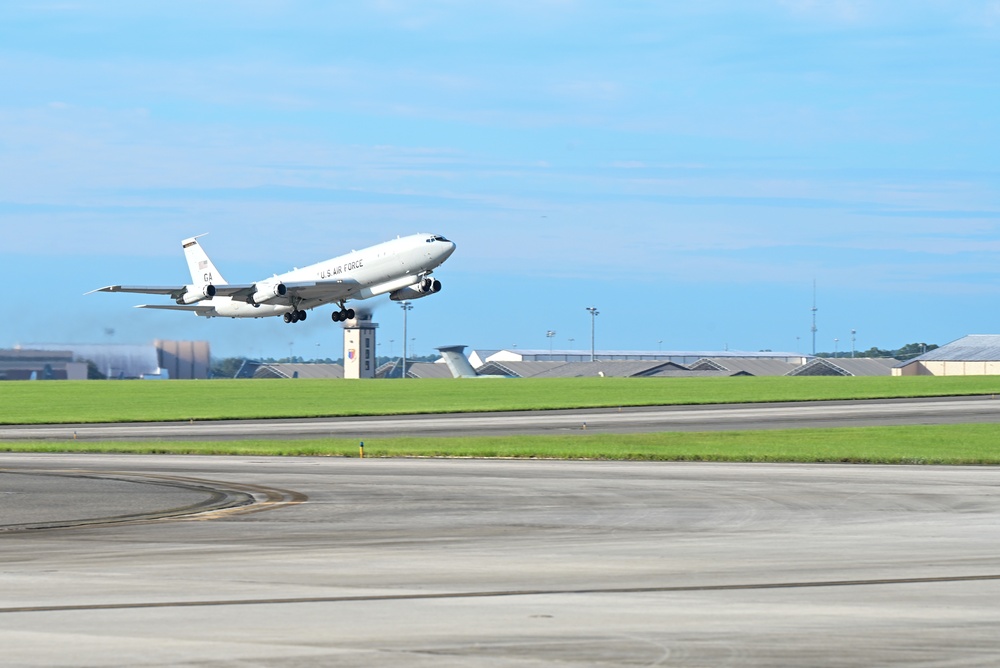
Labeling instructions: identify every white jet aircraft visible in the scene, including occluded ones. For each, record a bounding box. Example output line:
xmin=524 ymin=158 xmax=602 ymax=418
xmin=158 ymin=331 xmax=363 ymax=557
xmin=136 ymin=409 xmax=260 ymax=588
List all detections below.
xmin=90 ymin=233 xmax=456 ymax=324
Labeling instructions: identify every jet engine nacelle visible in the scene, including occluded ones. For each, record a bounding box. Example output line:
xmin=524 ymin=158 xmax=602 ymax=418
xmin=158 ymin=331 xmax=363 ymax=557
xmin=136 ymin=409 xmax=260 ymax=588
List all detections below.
xmin=251 ymin=280 xmax=287 ymax=304
xmin=389 ymin=277 xmax=442 ymax=301
xmin=179 ymin=284 xmax=216 ymax=304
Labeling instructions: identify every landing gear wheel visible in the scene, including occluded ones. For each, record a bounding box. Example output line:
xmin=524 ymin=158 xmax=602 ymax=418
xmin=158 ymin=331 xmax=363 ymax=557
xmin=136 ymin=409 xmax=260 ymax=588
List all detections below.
xmin=331 ymin=311 xmax=342 ymax=323
xmin=345 ymin=308 xmax=356 ymax=320
xmin=298 ymin=310 xmax=307 ymax=321
xmin=283 ymin=313 xmax=292 ymax=323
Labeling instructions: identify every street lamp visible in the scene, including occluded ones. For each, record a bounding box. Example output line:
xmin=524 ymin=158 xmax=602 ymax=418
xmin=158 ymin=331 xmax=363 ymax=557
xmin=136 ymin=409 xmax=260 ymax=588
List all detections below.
xmin=586 ymin=306 xmax=599 ymax=362
xmin=851 ymin=329 xmax=857 ymax=358
xmin=399 ymin=301 xmax=413 ymax=378
xmin=546 ymin=330 xmax=556 ymax=355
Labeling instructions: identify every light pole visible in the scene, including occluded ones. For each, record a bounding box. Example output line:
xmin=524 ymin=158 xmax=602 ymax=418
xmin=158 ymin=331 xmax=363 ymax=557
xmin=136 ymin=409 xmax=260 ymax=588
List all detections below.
xmin=851 ymin=329 xmax=856 ymax=358
xmin=399 ymin=301 xmax=412 ymax=378
xmin=811 ymin=280 xmax=818 ymax=356
xmin=546 ymin=330 xmax=556 ymax=355
xmin=586 ymin=306 xmax=599 ymax=362
xmin=834 ymin=338 xmax=839 ymax=358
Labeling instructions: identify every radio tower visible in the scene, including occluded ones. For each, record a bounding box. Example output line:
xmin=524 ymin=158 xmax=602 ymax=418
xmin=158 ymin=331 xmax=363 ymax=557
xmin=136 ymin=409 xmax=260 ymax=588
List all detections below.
xmin=810 ymin=280 xmax=818 ymax=356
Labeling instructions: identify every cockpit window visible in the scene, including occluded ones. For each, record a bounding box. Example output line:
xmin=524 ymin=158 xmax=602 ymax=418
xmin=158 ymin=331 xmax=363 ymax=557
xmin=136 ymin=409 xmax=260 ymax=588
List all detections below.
xmin=431 ymin=235 xmax=449 ymax=242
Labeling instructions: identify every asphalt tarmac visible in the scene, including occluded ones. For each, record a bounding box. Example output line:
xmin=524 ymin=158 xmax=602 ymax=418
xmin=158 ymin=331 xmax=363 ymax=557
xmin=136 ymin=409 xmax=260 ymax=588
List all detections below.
xmin=3 ymin=453 xmax=1000 ymax=666
xmin=3 ymin=395 xmax=1000 ymax=441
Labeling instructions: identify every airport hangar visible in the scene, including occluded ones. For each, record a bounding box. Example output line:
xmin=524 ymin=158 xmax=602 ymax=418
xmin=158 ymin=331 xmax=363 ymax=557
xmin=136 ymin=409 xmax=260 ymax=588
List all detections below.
xmin=893 ymin=334 xmax=1000 ymax=376
xmin=219 ymin=333 xmax=1000 ymax=379
xmin=1 ymin=340 xmax=210 ymax=380
xmin=6 ymin=334 xmax=999 ymax=381
xmin=253 ymin=348 xmax=900 ymax=379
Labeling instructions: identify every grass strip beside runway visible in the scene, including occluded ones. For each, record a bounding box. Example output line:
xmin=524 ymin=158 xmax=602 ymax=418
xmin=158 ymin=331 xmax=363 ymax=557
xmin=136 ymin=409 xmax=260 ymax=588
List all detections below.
xmin=5 ymin=423 xmax=1000 ymax=464
xmin=4 ymin=376 xmax=1000 ymax=424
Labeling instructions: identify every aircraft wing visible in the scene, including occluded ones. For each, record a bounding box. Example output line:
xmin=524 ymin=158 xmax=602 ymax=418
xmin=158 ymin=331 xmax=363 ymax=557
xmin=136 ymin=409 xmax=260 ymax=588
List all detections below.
xmin=91 ymin=279 xmax=360 ymax=303
xmin=90 ymin=283 xmax=260 ymax=301
xmin=87 ymin=285 xmax=188 ymax=299
xmin=283 ymin=280 xmax=358 ymax=301
xmin=206 ymin=281 xmax=353 ymax=302
xmin=208 ymin=283 xmax=256 ymax=299
xmin=135 ymin=304 xmax=215 ymax=313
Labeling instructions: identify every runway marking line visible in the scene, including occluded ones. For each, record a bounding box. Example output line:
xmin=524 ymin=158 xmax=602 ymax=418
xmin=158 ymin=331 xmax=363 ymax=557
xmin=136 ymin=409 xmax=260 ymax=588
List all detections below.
xmin=2 ymin=573 xmax=999 ymax=614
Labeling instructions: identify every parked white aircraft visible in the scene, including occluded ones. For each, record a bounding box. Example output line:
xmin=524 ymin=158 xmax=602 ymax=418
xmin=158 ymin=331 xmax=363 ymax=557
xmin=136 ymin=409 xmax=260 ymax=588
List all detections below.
xmin=90 ymin=233 xmax=456 ymax=324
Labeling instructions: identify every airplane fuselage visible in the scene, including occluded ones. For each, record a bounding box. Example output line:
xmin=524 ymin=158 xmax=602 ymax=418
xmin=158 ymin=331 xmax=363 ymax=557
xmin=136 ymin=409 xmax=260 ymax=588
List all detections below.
xmin=203 ymin=234 xmax=454 ymax=318
xmin=91 ymin=232 xmax=456 ymax=324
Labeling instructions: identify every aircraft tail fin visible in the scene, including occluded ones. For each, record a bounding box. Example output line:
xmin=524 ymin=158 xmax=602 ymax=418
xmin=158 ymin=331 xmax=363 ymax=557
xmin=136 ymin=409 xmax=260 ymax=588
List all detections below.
xmin=182 ymin=234 xmax=227 ymax=286
xmin=436 ymin=345 xmax=480 ymax=378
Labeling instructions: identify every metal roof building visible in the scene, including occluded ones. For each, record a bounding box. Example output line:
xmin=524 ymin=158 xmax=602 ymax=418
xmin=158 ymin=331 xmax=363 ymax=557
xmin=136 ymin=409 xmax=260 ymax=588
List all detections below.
xmin=476 ymin=360 xmax=690 ymax=379
xmin=688 ymin=357 xmax=802 ymax=376
xmin=12 ymin=341 xmax=210 ymax=379
xmin=402 ymin=362 xmax=456 ymax=379
xmin=486 ymin=349 xmax=811 ymax=366
xmin=0 ymin=348 xmax=87 ymax=380
xmin=789 ymin=357 xmax=898 ymax=377
xmin=253 ymin=363 xmax=345 ymax=379
xmin=16 ymin=343 xmax=160 ymax=379
xmin=894 ymin=335 xmax=1000 ymax=376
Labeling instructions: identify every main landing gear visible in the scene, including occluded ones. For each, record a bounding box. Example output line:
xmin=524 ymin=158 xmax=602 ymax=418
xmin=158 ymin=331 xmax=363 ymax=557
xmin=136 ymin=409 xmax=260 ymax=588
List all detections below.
xmin=330 ymin=306 xmax=356 ymax=323
xmin=283 ymin=310 xmax=307 ymax=324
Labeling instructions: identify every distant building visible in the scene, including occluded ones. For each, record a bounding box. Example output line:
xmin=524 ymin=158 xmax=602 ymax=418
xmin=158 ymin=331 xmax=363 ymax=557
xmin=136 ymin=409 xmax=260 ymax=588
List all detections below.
xmin=8 ymin=341 xmax=210 ymax=379
xmin=688 ymin=357 xmax=803 ymax=376
xmin=437 ymin=347 xmax=904 ymax=379
xmin=485 ymin=349 xmax=811 ymax=366
xmin=894 ymin=335 xmax=1000 ymax=376
xmin=253 ymin=363 xmax=344 ymax=379
xmin=155 ymin=340 xmax=211 ymax=380
xmin=789 ymin=357 xmax=898 ymax=377
xmin=0 ymin=348 xmax=87 ymax=380
xmin=434 ymin=347 xmax=817 ymax=378
xmin=341 ymin=313 xmax=378 ymax=379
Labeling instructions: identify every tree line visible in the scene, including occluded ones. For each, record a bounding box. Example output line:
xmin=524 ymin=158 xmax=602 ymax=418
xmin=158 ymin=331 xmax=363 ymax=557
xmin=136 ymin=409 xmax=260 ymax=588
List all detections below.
xmin=815 ymin=342 xmax=938 ymax=360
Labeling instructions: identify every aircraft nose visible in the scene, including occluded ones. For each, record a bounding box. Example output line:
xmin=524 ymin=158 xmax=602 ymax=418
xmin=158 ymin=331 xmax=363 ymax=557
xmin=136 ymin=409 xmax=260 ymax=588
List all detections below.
xmin=441 ymin=240 xmax=456 ymax=260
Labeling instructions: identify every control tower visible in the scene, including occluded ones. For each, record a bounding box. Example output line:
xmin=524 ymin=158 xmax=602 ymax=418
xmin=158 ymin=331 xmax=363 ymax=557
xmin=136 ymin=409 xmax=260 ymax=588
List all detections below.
xmin=342 ymin=312 xmax=378 ymax=379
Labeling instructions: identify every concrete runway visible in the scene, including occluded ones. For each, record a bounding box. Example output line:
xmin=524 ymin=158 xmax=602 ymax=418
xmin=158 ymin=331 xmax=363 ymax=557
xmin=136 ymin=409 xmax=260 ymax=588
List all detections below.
xmin=3 ymin=453 xmax=1000 ymax=666
xmin=3 ymin=395 xmax=1000 ymax=441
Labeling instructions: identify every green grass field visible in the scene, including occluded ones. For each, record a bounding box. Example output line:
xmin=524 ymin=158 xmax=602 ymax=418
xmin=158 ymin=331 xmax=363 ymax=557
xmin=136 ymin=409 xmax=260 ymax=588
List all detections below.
xmin=3 ymin=376 xmax=1000 ymax=464
xmin=3 ymin=376 xmax=1000 ymax=424
xmin=4 ymin=424 xmax=1000 ymax=465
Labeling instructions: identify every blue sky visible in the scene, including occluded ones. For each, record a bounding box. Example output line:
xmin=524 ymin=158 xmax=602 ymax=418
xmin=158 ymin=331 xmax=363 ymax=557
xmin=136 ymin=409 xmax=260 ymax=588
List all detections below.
xmin=2 ymin=1 xmax=999 ymax=360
